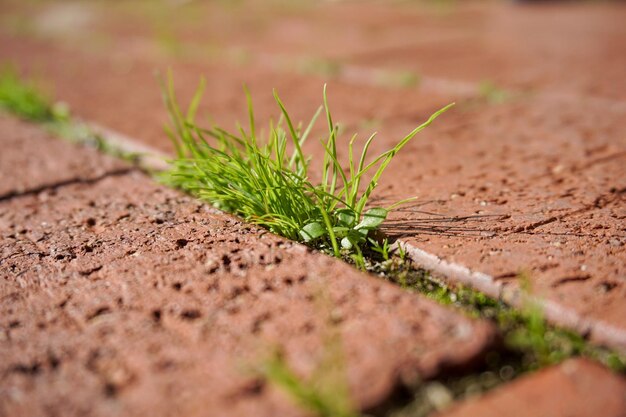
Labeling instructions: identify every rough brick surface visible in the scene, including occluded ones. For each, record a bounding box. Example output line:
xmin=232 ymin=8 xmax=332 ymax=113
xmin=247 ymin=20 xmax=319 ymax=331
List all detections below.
xmin=0 ymin=115 xmax=128 ymax=199
xmin=380 ymin=96 xmax=626 ymax=349
xmin=0 ymin=119 xmax=493 ymax=416
xmin=439 ymin=359 xmax=626 ymax=417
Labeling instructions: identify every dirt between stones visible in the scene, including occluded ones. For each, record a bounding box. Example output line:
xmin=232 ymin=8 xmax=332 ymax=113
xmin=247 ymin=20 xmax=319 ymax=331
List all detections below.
xmin=0 ymin=118 xmax=494 ymax=416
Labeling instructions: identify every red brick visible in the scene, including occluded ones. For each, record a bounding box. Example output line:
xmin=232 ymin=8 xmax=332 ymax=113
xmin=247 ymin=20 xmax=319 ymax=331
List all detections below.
xmin=440 ymin=359 xmax=626 ymax=417
xmin=0 ymin=118 xmax=494 ymax=416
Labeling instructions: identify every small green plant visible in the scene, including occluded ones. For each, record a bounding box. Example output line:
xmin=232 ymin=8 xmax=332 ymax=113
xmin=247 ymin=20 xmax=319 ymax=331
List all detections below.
xmin=376 ymin=69 xmax=421 ymax=89
xmin=0 ymin=65 xmax=67 ymax=122
xmin=298 ymin=57 xmax=343 ymax=78
xmin=0 ymin=65 xmax=144 ymax=164
xmin=162 ymin=73 xmax=453 ymax=263
xmin=382 ymin=261 xmax=626 ymax=374
xmin=259 ymin=289 xmax=357 ymax=417
xmin=260 ymin=346 xmax=357 ymax=417
xmin=369 ymin=237 xmax=391 ymax=261
xmin=478 ymin=80 xmax=510 ymax=104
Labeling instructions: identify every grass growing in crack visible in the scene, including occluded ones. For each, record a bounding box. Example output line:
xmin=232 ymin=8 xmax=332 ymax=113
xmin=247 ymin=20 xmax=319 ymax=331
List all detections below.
xmin=6 ymin=64 xmax=624 ymax=417
xmin=0 ymin=65 xmax=142 ymax=163
xmin=259 ymin=318 xmax=357 ymax=417
xmin=377 ymin=254 xmax=626 ymax=373
xmin=161 ymin=74 xmax=453 ymax=264
xmin=261 ymin=351 xmax=356 ymax=417
xmin=259 ymin=248 xmax=626 ymax=417
xmin=366 ymin=251 xmax=626 ymax=417
xmin=0 ymin=66 xmax=67 ymax=123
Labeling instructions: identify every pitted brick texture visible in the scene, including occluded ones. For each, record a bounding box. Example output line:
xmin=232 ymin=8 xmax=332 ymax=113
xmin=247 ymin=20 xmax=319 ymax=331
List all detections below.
xmin=0 ymin=120 xmax=493 ymax=417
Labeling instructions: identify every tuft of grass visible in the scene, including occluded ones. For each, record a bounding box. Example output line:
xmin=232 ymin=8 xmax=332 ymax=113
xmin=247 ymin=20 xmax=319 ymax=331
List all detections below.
xmin=0 ymin=64 xmax=143 ymax=164
xmin=161 ymin=73 xmax=453 ymax=263
xmin=0 ymin=66 xmax=67 ymax=122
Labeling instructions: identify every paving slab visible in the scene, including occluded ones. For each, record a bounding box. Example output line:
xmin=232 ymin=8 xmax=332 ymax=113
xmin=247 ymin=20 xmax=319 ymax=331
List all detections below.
xmin=377 ymin=96 xmax=626 ymax=349
xmin=438 ymin=358 xmax=626 ymax=417
xmin=0 ymin=118 xmax=494 ymax=416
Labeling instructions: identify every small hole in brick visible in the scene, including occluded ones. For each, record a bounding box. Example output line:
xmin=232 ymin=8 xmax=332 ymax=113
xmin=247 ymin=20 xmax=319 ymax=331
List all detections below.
xmin=175 ymin=239 xmax=188 ymax=248
xmin=152 ymin=309 xmax=162 ymax=322
xmin=240 ymin=378 xmax=265 ymax=396
xmin=48 ymin=353 xmax=60 ymax=370
xmin=181 ymin=309 xmax=201 ymax=320
xmin=104 ymin=383 xmax=117 ymax=397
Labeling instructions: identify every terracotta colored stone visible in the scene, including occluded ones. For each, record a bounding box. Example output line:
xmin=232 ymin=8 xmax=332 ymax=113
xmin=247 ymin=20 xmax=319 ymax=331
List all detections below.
xmin=0 ymin=119 xmax=494 ymax=417
xmin=438 ymin=358 xmax=626 ymax=417
xmin=379 ymin=95 xmax=626 ymax=350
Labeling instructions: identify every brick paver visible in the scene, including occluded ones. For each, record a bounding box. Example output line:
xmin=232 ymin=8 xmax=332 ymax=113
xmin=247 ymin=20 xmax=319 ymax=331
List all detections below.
xmin=439 ymin=358 xmax=626 ymax=417
xmin=0 ymin=117 xmax=494 ymax=416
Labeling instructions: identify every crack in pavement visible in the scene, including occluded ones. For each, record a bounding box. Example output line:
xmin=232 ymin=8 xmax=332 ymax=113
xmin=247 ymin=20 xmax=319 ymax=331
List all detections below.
xmin=0 ymin=167 xmax=138 ymax=203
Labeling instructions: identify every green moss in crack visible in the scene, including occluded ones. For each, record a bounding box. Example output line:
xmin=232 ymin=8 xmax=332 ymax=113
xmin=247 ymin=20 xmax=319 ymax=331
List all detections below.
xmin=375 ymin=254 xmax=626 ymax=374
